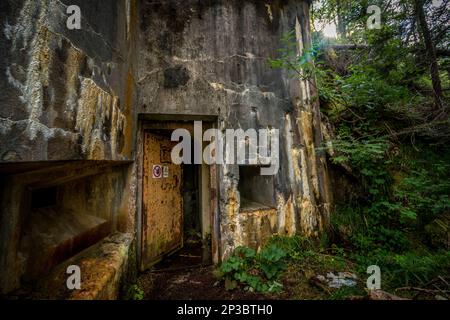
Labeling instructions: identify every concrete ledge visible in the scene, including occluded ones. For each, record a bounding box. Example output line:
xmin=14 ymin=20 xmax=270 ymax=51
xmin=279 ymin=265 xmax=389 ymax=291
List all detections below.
xmin=34 ymin=232 xmax=134 ymax=300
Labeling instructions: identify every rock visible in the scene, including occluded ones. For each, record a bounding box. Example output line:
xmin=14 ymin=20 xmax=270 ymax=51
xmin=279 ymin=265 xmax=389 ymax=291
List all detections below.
xmin=310 ymin=272 xmax=358 ymax=290
xmin=338 ymin=271 xmax=358 ymax=280
xmin=309 ymin=275 xmax=330 ymax=292
xmin=316 ymin=275 xmax=327 ymax=283
xmin=224 ymin=279 xmax=237 ymax=291
xmin=326 ymin=272 xmax=357 ymax=288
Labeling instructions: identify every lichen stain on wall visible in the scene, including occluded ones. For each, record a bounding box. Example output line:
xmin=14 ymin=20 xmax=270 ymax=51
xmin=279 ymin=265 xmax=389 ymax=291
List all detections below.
xmin=2 ymin=0 xmax=131 ymax=161
xmin=5 ymin=24 xmax=76 ymax=142
xmin=238 ymin=208 xmax=277 ymax=251
xmin=75 ymin=78 xmax=126 ymax=160
xmin=276 ymin=193 xmax=297 ymax=236
xmin=120 ymin=72 xmax=135 ymax=158
xmin=5 ymin=0 xmax=70 ymax=140
xmin=221 ymin=185 xmax=241 ymax=259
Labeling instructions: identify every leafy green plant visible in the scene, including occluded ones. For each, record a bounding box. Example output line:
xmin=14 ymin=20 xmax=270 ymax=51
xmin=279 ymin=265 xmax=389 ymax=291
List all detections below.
xmin=125 ymin=284 xmax=145 ymax=300
xmin=258 ymin=245 xmax=288 ymax=280
xmin=219 ymin=245 xmax=287 ymax=294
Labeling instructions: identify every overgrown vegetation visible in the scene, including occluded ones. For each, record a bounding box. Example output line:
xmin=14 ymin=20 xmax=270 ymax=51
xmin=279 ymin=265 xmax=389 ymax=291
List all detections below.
xmin=221 ymin=0 xmax=449 ymax=299
xmin=124 ymin=284 xmax=145 ymax=300
xmin=309 ymin=1 xmax=450 ymax=296
xmin=218 ymin=245 xmax=287 ymax=293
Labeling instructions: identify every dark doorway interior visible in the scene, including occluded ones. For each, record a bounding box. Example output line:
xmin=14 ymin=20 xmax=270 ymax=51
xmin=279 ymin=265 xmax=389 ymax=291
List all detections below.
xmin=183 ymin=164 xmax=201 ymax=236
xmin=151 ymin=157 xmax=205 ymax=271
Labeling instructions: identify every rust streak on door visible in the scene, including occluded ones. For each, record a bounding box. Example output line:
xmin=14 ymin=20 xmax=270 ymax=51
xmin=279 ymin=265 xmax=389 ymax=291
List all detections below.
xmin=142 ymin=131 xmax=183 ymax=268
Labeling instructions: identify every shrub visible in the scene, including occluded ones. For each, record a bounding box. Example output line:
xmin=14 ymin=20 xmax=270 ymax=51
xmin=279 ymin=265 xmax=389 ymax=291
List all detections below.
xmin=219 ymin=245 xmax=287 ymax=294
xmin=125 ymin=284 xmax=144 ymax=300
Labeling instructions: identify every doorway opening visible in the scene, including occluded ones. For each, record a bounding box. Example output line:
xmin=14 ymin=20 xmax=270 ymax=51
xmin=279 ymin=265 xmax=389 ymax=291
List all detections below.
xmin=182 ymin=163 xmax=203 ymax=257
xmin=152 ymin=163 xmax=205 ymax=271
xmin=140 ymin=122 xmax=214 ymax=272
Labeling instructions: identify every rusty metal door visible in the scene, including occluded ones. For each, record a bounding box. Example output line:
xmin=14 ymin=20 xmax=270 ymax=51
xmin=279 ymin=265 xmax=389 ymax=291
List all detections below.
xmin=142 ymin=131 xmax=183 ymax=268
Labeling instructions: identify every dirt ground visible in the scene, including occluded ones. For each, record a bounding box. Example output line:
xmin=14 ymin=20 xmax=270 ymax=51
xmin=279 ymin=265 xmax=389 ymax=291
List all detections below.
xmin=136 ymin=243 xmax=367 ymax=300
xmin=138 ymin=263 xmax=334 ymax=300
xmin=137 ymin=240 xmax=265 ymax=300
xmin=139 ymin=265 xmax=266 ymax=300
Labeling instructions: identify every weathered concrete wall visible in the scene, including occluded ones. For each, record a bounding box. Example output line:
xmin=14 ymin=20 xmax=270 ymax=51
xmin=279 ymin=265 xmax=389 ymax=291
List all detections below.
xmin=0 ymin=162 xmax=134 ymax=294
xmin=0 ymin=0 xmax=138 ymax=161
xmin=0 ymin=0 xmax=139 ymax=295
xmin=31 ymin=232 xmax=133 ymax=300
xmin=137 ymin=0 xmax=332 ymax=257
xmin=0 ymin=0 xmax=333 ymax=297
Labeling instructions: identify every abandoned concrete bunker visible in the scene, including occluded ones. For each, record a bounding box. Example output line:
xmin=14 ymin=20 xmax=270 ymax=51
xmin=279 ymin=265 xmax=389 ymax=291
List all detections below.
xmin=0 ymin=0 xmax=333 ymax=299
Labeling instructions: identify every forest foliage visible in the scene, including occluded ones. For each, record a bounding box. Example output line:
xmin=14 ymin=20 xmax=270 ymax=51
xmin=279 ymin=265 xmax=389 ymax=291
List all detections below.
xmin=308 ymin=0 xmax=450 ymax=275
xmin=220 ymin=0 xmax=449 ymax=298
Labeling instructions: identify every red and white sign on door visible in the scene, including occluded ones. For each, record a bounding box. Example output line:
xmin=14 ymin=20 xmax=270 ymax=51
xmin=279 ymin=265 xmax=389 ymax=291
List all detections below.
xmin=152 ymin=165 xmax=162 ymax=179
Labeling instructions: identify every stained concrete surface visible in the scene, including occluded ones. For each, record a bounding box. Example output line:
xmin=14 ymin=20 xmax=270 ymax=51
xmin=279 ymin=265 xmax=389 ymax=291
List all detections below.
xmin=0 ymin=0 xmax=334 ymax=298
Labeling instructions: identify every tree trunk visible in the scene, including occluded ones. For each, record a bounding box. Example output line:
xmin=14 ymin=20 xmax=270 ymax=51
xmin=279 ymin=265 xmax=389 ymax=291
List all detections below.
xmin=336 ymin=0 xmax=347 ymax=39
xmin=414 ymin=0 xmax=443 ymax=108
